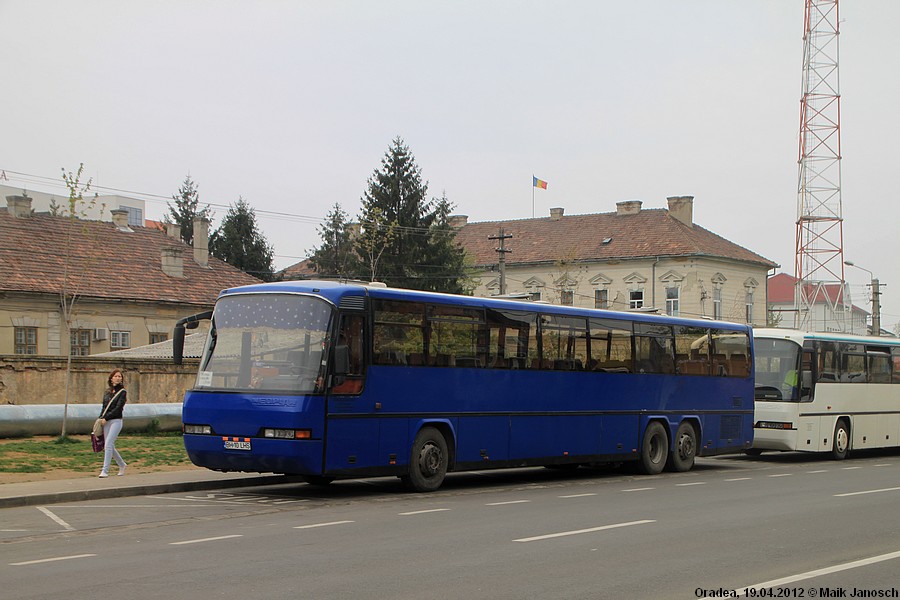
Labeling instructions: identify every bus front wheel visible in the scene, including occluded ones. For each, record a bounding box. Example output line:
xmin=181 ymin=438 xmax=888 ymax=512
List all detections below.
xmin=666 ymin=421 xmax=697 ymax=472
xmin=832 ymin=419 xmax=850 ymax=460
xmin=405 ymin=427 xmax=449 ymax=492
xmin=639 ymin=421 xmax=669 ymax=475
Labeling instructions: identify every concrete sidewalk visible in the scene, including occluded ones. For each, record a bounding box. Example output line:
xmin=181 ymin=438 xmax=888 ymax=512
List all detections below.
xmin=0 ymin=469 xmax=291 ymax=509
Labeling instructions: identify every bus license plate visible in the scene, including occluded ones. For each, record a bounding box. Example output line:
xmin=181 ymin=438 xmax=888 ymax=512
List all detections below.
xmin=224 ymin=440 xmax=251 ymax=451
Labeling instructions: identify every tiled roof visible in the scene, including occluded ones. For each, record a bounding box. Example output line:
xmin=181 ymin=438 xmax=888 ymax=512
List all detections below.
xmin=454 ymin=208 xmax=778 ymax=268
xmin=768 ymin=272 xmax=863 ymax=312
xmin=0 ymin=210 xmax=261 ymax=306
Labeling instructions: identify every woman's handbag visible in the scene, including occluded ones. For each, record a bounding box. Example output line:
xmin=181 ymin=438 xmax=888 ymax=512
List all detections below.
xmin=91 ymin=388 xmax=123 ymax=451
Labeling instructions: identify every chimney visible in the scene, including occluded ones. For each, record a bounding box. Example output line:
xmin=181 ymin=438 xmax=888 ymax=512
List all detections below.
xmin=161 ymin=247 xmax=184 ymax=278
xmin=549 ymin=207 xmax=564 ymax=221
xmin=449 ymin=215 xmax=468 ymax=228
xmin=111 ymin=208 xmax=131 ymax=231
xmin=6 ymin=194 xmax=32 ymax=218
xmin=667 ymin=195 xmax=694 ymax=228
xmin=166 ymin=223 xmax=181 ymax=239
xmin=616 ymin=200 xmax=642 ymax=216
xmin=193 ymin=216 xmax=210 ymax=267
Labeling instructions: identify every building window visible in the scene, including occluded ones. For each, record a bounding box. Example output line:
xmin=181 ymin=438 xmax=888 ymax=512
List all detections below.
xmin=713 ymin=287 xmax=722 ymax=320
xmin=14 ymin=327 xmax=37 ymax=354
xmin=594 ymin=289 xmax=608 ymax=309
xmin=666 ymin=286 xmax=680 ymax=316
xmin=745 ymin=290 xmax=754 ymax=324
xmin=150 ymin=332 xmax=168 ymax=344
xmin=70 ymin=329 xmax=91 ymax=356
xmin=560 ymin=290 xmax=574 ymax=306
xmin=122 ymin=206 xmax=144 ymax=227
xmin=529 ymin=291 xmax=542 ymax=302
xmin=629 ymin=290 xmax=644 ymax=310
xmin=110 ymin=330 xmax=131 ymax=349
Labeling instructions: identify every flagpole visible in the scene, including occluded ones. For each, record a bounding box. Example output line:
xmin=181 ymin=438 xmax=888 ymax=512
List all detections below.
xmin=531 ymin=174 xmax=535 ymax=218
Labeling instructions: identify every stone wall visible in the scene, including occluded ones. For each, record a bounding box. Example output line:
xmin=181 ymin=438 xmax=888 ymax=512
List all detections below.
xmin=0 ymin=355 xmax=199 ymax=406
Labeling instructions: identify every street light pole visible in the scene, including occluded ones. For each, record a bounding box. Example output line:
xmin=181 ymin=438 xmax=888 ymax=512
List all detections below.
xmin=845 ymin=261 xmax=882 ymax=336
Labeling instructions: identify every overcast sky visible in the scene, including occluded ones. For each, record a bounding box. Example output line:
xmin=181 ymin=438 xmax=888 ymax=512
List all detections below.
xmin=2 ymin=1 xmax=897 ymax=331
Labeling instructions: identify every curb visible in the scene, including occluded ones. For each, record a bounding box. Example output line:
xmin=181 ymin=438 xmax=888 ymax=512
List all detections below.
xmin=0 ymin=475 xmax=291 ymax=509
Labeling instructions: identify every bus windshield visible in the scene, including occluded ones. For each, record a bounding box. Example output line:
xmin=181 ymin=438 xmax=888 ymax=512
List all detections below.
xmin=753 ymin=338 xmax=801 ymax=401
xmin=196 ymin=293 xmax=334 ymax=393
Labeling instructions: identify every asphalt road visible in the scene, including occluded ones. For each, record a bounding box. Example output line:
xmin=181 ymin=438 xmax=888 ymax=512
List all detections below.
xmin=3 ymin=451 xmax=900 ymax=600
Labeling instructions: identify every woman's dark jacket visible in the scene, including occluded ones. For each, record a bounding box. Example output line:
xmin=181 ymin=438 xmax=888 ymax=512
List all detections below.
xmin=101 ymin=385 xmax=127 ymax=420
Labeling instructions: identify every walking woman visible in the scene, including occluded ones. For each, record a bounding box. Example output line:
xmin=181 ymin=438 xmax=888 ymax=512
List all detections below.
xmin=98 ymin=368 xmax=128 ymax=478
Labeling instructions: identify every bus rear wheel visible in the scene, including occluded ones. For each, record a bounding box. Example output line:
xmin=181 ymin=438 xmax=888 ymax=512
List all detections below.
xmin=639 ymin=421 xmax=669 ymax=475
xmin=405 ymin=427 xmax=449 ymax=492
xmin=666 ymin=421 xmax=697 ymax=472
xmin=832 ymin=419 xmax=850 ymax=460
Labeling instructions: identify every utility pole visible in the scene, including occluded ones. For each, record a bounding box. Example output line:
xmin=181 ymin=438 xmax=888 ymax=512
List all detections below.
xmin=488 ymin=228 xmax=512 ymax=295
xmin=870 ymin=278 xmax=882 ymax=335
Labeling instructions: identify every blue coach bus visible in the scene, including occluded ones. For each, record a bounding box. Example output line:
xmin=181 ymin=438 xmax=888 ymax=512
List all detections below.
xmin=175 ymin=280 xmax=754 ymax=492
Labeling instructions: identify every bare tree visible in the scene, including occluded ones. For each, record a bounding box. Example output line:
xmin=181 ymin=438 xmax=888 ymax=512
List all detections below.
xmin=58 ymin=164 xmax=103 ymax=439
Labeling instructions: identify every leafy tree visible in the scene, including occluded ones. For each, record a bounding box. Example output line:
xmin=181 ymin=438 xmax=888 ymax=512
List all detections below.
xmin=307 ymin=203 xmax=362 ymax=279
xmin=209 ymin=197 xmax=275 ymax=281
xmin=356 ymin=137 xmax=470 ymax=293
xmin=164 ymin=175 xmax=212 ymax=245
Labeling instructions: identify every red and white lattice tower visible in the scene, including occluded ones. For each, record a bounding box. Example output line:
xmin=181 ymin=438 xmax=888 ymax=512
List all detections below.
xmin=794 ymin=0 xmax=849 ymax=332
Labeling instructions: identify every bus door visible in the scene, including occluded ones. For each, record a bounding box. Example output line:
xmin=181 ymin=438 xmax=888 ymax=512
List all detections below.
xmin=324 ymin=313 xmax=379 ymax=473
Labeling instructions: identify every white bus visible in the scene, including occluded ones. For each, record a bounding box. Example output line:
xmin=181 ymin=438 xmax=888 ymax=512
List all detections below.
xmin=751 ymin=328 xmax=900 ymax=459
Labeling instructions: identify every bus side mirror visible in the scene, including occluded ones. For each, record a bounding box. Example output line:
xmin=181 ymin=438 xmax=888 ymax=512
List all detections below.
xmin=332 ymin=344 xmax=350 ymax=386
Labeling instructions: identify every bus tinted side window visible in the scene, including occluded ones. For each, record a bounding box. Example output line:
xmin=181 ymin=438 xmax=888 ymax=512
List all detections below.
xmin=486 ymin=309 xmax=535 ymax=369
xmin=427 ymin=304 xmax=486 ymax=367
xmin=634 ymin=323 xmax=675 ymax=374
xmin=674 ymin=326 xmax=710 ymax=376
xmin=841 ymin=343 xmax=867 ymax=383
xmin=539 ymin=315 xmax=588 ymax=371
xmin=710 ymin=329 xmax=751 ymax=377
xmin=867 ymin=346 xmax=892 ymax=383
xmin=587 ymin=318 xmax=633 ymax=373
xmin=372 ymin=299 xmax=425 ymax=366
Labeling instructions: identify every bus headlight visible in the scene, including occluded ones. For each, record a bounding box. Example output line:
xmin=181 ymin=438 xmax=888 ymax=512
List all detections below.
xmin=263 ymin=428 xmax=311 ymax=439
xmin=184 ymin=424 xmax=212 ymax=434
xmin=755 ymin=421 xmax=793 ymax=430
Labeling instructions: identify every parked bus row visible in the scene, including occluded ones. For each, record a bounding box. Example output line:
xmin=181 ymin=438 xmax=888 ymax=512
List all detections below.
xmin=175 ymin=280 xmax=755 ymax=491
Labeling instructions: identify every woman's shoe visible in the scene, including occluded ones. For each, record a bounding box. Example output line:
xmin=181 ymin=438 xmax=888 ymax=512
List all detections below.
xmin=98 ymin=472 xmax=109 ymax=478
xmin=117 ymin=464 xmax=127 ymax=476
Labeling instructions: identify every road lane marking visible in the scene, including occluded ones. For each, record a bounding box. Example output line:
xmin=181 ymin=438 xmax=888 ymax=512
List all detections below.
xmin=11 ymin=554 xmax=96 ymax=566
xmin=807 ymin=470 xmax=828 ymax=473
xmin=737 ymin=548 xmax=900 ymax=595
xmin=725 ymin=477 xmax=752 ymax=481
xmin=398 ymin=508 xmax=451 ymax=516
xmin=514 ymin=519 xmax=656 ymax=543
xmin=841 ymin=466 xmax=862 ymax=470
xmin=486 ymin=500 xmax=531 ymax=506
xmin=559 ymin=493 xmax=597 ymax=498
xmin=170 ymin=534 xmax=243 ymax=545
xmin=874 ymin=463 xmax=892 ymax=467
xmin=294 ymin=521 xmax=355 ymax=529
xmin=834 ymin=486 xmax=900 ymax=497
xmin=36 ymin=507 xmax=75 ymax=531
xmin=768 ymin=474 xmax=792 ymax=478
xmin=675 ymin=482 xmax=706 ymax=487
xmin=621 ymin=487 xmax=654 ymax=492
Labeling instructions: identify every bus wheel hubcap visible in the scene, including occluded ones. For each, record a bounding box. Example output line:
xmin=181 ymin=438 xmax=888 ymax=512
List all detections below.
xmin=678 ymin=434 xmax=694 ymax=459
xmin=419 ymin=443 xmax=442 ymax=475
xmin=836 ymin=428 xmax=847 ymax=452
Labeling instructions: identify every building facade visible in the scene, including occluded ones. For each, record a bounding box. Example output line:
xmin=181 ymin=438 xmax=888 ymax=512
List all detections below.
xmin=0 ymin=194 xmax=260 ymax=357
xmin=453 ymin=196 xmax=778 ymax=325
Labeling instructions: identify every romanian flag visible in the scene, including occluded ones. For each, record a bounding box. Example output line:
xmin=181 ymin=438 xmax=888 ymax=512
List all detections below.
xmin=533 ymin=176 xmax=548 ymax=190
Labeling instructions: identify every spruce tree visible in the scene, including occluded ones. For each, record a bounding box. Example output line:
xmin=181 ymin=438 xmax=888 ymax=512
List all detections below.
xmin=165 ymin=175 xmax=212 ymax=245
xmin=356 ymin=137 xmax=470 ymax=292
xmin=209 ymin=197 xmax=274 ymax=281
xmin=307 ymin=203 xmax=361 ymax=279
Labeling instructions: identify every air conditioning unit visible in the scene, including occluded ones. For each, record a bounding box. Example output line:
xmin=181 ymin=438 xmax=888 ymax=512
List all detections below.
xmin=93 ymin=328 xmax=109 ymax=341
